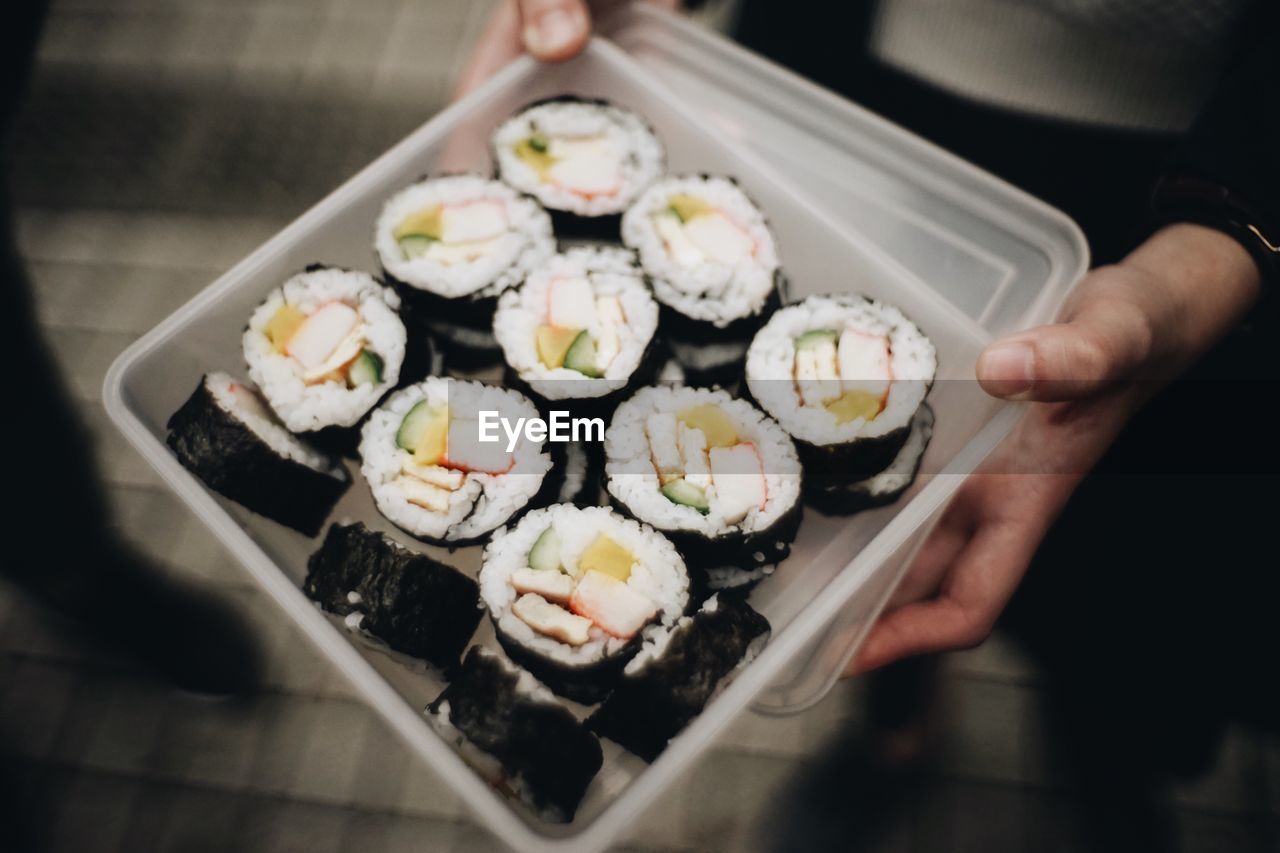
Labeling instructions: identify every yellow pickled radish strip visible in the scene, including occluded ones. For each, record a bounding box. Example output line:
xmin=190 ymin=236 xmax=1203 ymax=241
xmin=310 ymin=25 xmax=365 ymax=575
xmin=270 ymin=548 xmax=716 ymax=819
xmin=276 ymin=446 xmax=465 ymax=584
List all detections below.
xmin=677 ymin=404 xmax=739 ymax=448
xmin=825 ymin=390 xmax=884 ymax=424
xmin=578 ymin=534 xmax=635 ymax=582
xmin=394 ymin=206 xmax=443 ymax=241
xmin=265 ymin=304 xmax=306 ymax=352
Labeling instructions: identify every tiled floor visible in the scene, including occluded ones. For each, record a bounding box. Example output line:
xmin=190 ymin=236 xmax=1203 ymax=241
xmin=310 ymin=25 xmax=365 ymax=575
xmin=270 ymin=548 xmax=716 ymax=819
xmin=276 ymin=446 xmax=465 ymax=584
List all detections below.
xmin=3 ymin=1 xmax=1278 ymax=851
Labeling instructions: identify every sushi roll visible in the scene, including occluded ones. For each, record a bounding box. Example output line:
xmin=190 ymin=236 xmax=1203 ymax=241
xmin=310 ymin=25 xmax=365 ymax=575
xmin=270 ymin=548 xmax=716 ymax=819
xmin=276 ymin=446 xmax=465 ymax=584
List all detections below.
xmin=166 ymin=373 xmax=349 ymax=536
xmin=807 ymin=403 xmax=935 ymax=514
xmin=428 ymin=646 xmax=603 ymax=823
xmin=588 ymin=595 xmax=770 ymax=762
xmin=359 ymin=378 xmax=553 ymax=545
xmin=305 ymin=522 xmax=481 ymax=670
xmin=243 ymin=266 xmax=406 ymax=448
xmin=604 ymin=386 xmax=803 ymax=588
xmin=622 ymin=175 xmax=782 ymax=383
xmin=746 ymin=294 xmax=937 ymax=488
xmin=478 ymin=505 xmax=690 ymax=703
xmin=374 ymin=175 xmax=555 ymax=367
xmin=492 ymin=96 xmax=664 ymax=236
xmin=492 ymin=246 xmax=661 ymax=415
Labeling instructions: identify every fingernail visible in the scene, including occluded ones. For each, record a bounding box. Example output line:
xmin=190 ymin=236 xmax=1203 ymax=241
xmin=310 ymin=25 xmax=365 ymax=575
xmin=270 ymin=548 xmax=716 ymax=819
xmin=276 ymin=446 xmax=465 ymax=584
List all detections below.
xmin=525 ymin=9 xmax=580 ymax=57
xmin=979 ymin=341 xmax=1035 ymax=397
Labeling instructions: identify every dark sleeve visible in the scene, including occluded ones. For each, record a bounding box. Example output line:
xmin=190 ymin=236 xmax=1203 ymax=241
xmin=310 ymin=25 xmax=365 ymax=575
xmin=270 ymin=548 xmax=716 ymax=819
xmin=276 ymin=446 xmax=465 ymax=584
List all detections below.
xmin=1164 ymin=0 xmax=1280 ymax=230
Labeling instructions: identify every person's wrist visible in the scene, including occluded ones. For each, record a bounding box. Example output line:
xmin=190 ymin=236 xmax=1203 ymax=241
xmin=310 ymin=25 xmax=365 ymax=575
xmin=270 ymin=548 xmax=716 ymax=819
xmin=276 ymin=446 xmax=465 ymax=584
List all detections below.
xmin=1121 ymin=223 xmax=1261 ymax=364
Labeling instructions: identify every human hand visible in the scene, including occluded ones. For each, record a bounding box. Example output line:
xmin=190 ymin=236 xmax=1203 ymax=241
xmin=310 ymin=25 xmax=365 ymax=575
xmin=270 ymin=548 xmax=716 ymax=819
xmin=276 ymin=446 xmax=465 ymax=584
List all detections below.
xmin=454 ymin=0 xmax=680 ymax=99
xmin=848 ymin=223 xmax=1262 ymax=675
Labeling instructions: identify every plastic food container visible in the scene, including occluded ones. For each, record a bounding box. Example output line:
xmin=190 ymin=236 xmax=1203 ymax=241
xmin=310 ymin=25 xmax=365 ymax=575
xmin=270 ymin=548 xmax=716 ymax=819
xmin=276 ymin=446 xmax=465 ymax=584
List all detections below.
xmin=104 ymin=9 xmax=1086 ymax=853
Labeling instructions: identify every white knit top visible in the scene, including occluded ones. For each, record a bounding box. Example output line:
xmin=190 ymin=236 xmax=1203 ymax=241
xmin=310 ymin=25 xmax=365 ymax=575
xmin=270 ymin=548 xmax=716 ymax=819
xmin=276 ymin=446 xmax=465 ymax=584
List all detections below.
xmin=869 ymin=0 xmax=1246 ymax=131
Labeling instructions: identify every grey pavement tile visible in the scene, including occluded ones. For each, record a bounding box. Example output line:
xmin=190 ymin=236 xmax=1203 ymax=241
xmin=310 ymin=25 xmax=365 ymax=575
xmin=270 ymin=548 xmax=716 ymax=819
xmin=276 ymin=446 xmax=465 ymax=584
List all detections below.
xmin=677 ymin=749 xmax=804 ymax=853
xmin=936 ymin=676 xmax=1033 ymax=786
xmin=28 ymin=260 xmax=211 ymax=336
xmin=0 ymin=658 xmax=80 ymax=760
xmin=238 ymin=798 xmax=353 ymax=853
xmin=910 ymin=780 xmax=1027 ymax=853
xmin=81 ymin=402 xmax=164 ymax=489
xmin=44 ymin=767 xmax=142 ymax=853
xmin=77 ymin=679 xmax=174 ymax=775
xmin=44 ymin=325 xmax=136 ymax=404
xmin=242 ymin=693 xmax=325 ymax=796
xmin=347 ymin=716 xmax=412 ymax=813
xmin=152 ymin=784 xmax=251 ymax=853
xmin=394 ymin=750 xmax=466 ymax=820
xmin=285 ymin=698 xmax=377 ymax=804
xmin=144 ymin=693 xmax=270 ymax=788
xmin=0 ymin=595 xmax=115 ymax=667
xmin=715 ymin=705 xmax=819 ymax=759
xmin=339 ymin=811 xmax=461 ymax=853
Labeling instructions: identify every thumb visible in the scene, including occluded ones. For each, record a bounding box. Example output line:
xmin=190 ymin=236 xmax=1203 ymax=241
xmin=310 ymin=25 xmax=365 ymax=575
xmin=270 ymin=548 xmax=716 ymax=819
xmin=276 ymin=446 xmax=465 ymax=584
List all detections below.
xmin=518 ymin=0 xmax=592 ymax=62
xmin=977 ymin=294 xmax=1153 ymax=402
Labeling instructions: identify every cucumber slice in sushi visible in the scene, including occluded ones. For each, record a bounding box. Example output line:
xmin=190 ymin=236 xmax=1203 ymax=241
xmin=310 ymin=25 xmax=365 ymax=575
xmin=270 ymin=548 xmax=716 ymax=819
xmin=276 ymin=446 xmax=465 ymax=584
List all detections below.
xmin=563 ymin=331 xmax=600 ymax=377
xmin=348 ymin=350 xmax=384 ymax=386
xmin=528 ymin=526 xmax=562 ymax=572
xmin=660 ymin=478 xmax=710 ymax=514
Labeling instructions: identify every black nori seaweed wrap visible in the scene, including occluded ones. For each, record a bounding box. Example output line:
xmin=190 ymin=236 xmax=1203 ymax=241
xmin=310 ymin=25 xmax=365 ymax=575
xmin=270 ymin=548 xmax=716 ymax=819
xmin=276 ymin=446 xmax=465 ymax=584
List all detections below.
xmin=391 ymin=283 xmax=502 ymax=373
xmin=304 ymin=522 xmax=481 ymax=670
xmin=165 ymin=375 xmax=348 ymax=536
xmin=807 ymin=403 xmax=934 ymax=515
xmin=588 ymin=597 xmax=770 ymax=762
xmin=660 ymin=283 xmax=784 ymax=389
xmin=429 ymin=647 xmax=603 ymax=822
xmin=492 ymin=626 xmax=644 ymax=706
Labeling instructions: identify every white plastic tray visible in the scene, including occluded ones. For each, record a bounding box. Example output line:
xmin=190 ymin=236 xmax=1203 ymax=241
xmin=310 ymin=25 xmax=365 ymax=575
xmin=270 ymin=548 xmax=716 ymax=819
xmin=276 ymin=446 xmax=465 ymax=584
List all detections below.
xmin=104 ymin=17 xmax=1085 ymax=853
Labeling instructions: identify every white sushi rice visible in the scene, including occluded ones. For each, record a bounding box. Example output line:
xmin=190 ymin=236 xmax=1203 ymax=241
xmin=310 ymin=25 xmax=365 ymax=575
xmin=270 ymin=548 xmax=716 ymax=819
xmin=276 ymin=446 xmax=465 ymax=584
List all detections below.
xmin=605 ymin=386 xmax=802 ymax=537
xmin=746 ymin=294 xmax=937 ymax=446
xmin=493 ymin=99 xmax=665 ymax=217
xmin=244 ymin=267 xmax=406 ymax=433
xmin=374 ymin=175 xmax=555 ymax=299
xmin=480 ymin=505 xmax=689 ymax=670
xmin=622 ymin=175 xmax=779 ymax=327
xmin=359 ymin=378 xmax=553 ymax=542
xmin=205 ymin=372 xmax=339 ymax=474
xmin=492 ymin=247 xmax=659 ymax=401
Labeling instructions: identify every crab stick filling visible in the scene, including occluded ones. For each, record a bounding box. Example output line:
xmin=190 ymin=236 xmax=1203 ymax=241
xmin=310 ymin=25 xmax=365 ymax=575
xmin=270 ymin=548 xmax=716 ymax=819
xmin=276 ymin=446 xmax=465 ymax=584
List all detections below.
xmin=644 ymin=404 xmax=769 ymax=525
xmin=534 ymin=276 xmax=629 ymax=377
xmin=515 ymin=133 xmax=623 ymax=199
xmin=394 ymin=200 xmax=510 ymax=265
xmin=510 ymin=527 xmax=658 ymax=645
xmin=265 ymin=300 xmax=383 ymax=388
xmin=391 ymin=401 xmax=514 ymax=512
xmin=794 ymin=327 xmax=894 ymax=423
xmin=653 ymin=194 xmax=756 ymax=268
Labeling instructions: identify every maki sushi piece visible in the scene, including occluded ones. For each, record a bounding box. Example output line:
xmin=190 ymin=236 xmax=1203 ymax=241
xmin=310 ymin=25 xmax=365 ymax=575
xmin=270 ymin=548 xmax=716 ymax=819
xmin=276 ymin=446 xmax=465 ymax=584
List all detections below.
xmin=360 ymin=378 xmax=554 ymax=545
xmin=428 ymin=647 xmax=603 ymax=823
xmin=588 ymin=595 xmax=770 ymax=762
xmin=492 ymin=96 xmax=665 ymax=236
xmin=492 ymin=247 xmax=661 ymax=416
xmin=622 ymin=175 xmax=782 ymax=384
xmin=305 ymin=522 xmax=481 ymax=670
xmin=746 ymin=294 xmax=937 ymax=489
xmin=243 ymin=266 xmax=406 ymax=449
xmin=605 ymin=386 xmax=803 ymax=590
xmin=807 ymin=404 xmax=935 ymax=514
xmin=374 ymin=175 xmax=555 ymax=367
xmin=166 ymin=373 xmax=349 ymax=536
xmin=478 ymin=505 xmax=690 ymax=703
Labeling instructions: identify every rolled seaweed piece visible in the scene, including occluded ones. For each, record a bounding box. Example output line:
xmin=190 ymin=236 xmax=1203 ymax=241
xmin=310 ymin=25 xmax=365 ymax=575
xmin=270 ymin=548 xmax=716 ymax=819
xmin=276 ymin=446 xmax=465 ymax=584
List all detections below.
xmin=166 ymin=372 xmax=349 ymax=536
xmin=806 ymin=403 xmax=934 ymax=515
xmin=304 ymin=522 xmax=481 ymax=670
xmin=427 ymin=647 xmax=603 ymax=823
xmin=588 ymin=595 xmax=770 ymax=762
